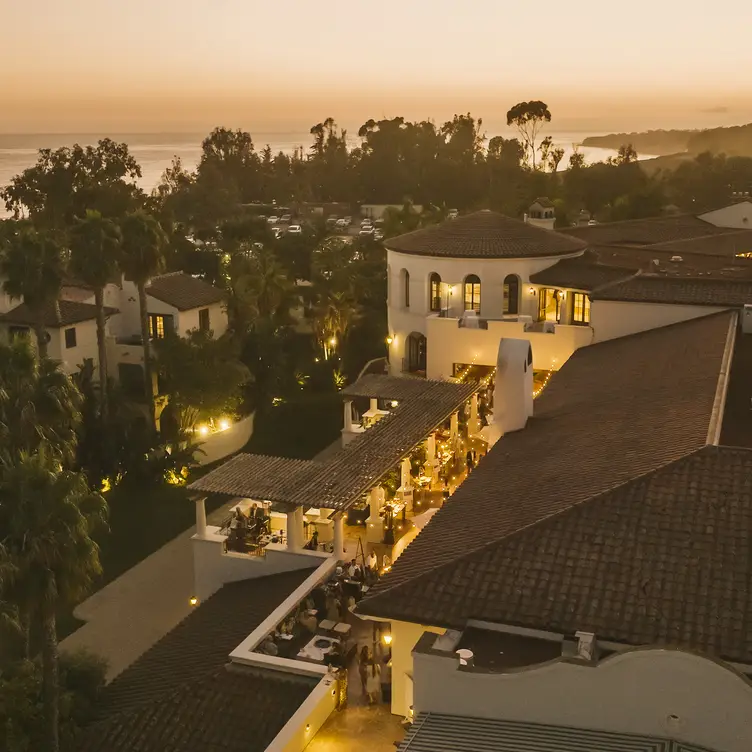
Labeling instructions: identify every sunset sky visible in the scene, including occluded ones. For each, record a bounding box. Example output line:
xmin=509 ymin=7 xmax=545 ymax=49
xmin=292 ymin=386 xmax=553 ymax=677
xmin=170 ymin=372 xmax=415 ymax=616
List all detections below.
xmin=4 ymin=0 xmax=752 ymax=133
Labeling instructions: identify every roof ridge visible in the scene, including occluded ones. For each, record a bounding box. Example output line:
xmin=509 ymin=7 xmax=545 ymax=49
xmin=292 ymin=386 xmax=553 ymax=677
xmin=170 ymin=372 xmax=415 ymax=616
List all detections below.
xmin=359 ymin=446 xmax=715 ymax=616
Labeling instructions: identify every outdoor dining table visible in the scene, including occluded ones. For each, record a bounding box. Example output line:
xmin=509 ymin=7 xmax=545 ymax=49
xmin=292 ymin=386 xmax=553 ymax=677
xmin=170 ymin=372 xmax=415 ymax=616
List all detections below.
xmin=297 ymin=635 xmax=341 ymax=663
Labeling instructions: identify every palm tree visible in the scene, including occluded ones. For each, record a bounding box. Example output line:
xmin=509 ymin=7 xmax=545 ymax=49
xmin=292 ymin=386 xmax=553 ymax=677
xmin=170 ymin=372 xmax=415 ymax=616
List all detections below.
xmin=0 ymin=339 xmax=82 ymax=466
xmin=68 ymin=210 xmax=122 ymax=419
xmin=229 ymin=247 xmax=294 ymax=329
xmin=119 ymin=211 xmax=167 ymax=412
xmin=0 ymin=224 xmax=65 ymax=358
xmin=0 ymin=447 xmax=107 ymax=752
xmin=313 ymin=289 xmax=361 ymax=359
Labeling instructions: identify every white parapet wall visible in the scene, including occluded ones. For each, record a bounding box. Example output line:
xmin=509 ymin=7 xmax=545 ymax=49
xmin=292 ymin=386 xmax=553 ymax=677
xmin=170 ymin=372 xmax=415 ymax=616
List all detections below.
xmin=412 ymin=642 xmax=752 ymax=752
xmin=192 ymin=528 xmax=331 ymax=601
xmin=424 ymin=316 xmax=593 ymax=377
xmin=195 ymin=413 xmax=255 ymax=466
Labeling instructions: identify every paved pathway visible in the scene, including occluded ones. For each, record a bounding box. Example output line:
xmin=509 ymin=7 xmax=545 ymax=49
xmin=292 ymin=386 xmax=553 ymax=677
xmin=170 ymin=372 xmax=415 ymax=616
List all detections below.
xmin=59 ymin=501 xmax=234 ymax=681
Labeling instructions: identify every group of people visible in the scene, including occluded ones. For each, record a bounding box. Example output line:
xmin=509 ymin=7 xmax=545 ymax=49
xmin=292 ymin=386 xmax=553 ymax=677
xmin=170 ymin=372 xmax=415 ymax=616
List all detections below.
xmin=228 ymin=504 xmax=270 ymax=551
xmin=358 ymin=644 xmax=392 ymax=705
xmin=343 ymin=550 xmax=387 ymax=586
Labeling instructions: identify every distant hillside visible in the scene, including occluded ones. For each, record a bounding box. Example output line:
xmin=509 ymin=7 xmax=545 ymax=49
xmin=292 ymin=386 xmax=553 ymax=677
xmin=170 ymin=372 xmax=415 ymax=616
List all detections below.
xmin=583 ymin=123 xmax=752 ymax=158
xmin=582 ymin=129 xmax=696 ymax=155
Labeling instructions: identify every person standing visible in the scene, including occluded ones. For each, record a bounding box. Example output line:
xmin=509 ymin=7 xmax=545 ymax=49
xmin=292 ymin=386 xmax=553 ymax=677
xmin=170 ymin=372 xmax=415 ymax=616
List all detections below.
xmin=358 ymin=645 xmax=370 ymax=693
xmin=365 ymin=661 xmax=382 ymax=705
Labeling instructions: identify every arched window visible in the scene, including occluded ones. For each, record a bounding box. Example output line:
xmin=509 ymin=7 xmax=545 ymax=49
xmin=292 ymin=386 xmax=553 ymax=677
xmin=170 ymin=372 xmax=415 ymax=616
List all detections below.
xmin=400 ymin=268 xmax=410 ymax=308
xmin=429 ymin=272 xmax=442 ymax=312
xmin=463 ymin=274 xmax=481 ymax=313
xmin=503 ymin=274 xmax=520 ymax=314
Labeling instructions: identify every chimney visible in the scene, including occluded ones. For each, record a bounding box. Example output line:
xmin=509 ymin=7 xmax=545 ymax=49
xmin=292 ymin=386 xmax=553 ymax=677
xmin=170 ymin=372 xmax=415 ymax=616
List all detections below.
xmin=493 ymin=338 xmax=534 ymax=434
xmin=575 ymin=631 xmax=597 ymax=662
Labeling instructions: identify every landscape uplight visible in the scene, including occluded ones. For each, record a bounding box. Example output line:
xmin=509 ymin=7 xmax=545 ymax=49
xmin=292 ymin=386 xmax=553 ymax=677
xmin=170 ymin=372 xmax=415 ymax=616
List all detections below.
xmin=329 ymin=336 xmax=337 ymax=347
xmin=198 ymin=425 xmax=210 ymax=437
xmin=218 ymin=418 xmax=231 ymax=432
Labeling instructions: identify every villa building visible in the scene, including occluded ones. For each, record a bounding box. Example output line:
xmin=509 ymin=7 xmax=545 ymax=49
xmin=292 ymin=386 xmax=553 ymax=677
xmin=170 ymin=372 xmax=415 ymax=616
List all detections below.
xmin=76 ymin=201 xmax=752 ymax=751
xmin=0 ymin=270 xmax=227 ymax=382
xmin=386 ymin=204 xmax=752 ymax=380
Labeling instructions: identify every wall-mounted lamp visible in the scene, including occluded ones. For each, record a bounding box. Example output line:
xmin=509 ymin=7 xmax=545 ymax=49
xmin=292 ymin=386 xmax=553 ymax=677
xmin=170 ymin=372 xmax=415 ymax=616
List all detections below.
xmin=189 ymin=596 xmax=199 ymax=606
xmin=528 ymin=286 xmax=536 ymax=295
xmin=383 ymin=633 xmax=393 ymax=645
xmin=386 ymin=336 xmax=393 ymax=345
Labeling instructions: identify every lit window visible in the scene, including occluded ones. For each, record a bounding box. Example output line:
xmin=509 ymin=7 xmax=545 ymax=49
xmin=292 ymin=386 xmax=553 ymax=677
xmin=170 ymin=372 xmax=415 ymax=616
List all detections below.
xmin=463 ymin=275 xmax=481 ymax=313
xmin=149 ymin=314 xmax=170 ymax=339
xmin=573 ymin=293 xmax=591 ymax=325
xmin=429 ymin=273 xmax=442 ymax=312
xmin=538 ymin=288 xmax=560 ymax=322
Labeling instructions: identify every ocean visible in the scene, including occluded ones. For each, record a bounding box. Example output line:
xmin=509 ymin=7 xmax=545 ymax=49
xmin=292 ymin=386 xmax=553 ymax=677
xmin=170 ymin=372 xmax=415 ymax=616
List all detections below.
xmin=0 ymin=131 xmax=649 ymax=212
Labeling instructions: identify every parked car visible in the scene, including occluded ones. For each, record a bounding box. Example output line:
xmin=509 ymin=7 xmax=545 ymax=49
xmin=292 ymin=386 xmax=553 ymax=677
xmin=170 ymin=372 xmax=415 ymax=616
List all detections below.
xmin=360 ymin=218 xmax=372 ymax=228
xmin=287 ymin=224 xmax=302 ymax=234
xmin=343 ymin=215 xmax=353 ymax=225
xmin=335 ymin=218 xmax=348 ymax=229
xmin=587 ymin=219 xmax=598 ymax=226
xmin=272 ymin=227 xmax=283 ymax=239
xmin=280 ymin=214 xmax=292 ymax=223
xmin=448 ymin=208 xmax=459 ymax=219
xmin=267 ymin=215 xmax=279 ymax=224
xmin=374 ymin=218 xmax=385 ymax=227
xmin=359 ymin=226 xmax=375 ymax=237
xmin=374 ymin=230 xmax=384 ymax=241
xmin=326 ymin=216 xmax=339 ymax=226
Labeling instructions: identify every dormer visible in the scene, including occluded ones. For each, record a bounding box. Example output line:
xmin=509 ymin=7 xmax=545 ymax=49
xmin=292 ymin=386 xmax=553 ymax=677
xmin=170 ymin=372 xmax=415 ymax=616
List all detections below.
xmin=525 ymin=197 xmax=556 ymax=230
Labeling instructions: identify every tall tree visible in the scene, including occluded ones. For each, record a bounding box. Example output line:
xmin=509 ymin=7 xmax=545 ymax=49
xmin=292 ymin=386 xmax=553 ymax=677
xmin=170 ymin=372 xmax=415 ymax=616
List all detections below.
xmin=312 ymin=289 xmax=361 ymax=360
xmin=68 ymin=211 xmax=122 ymax=419
xmin=1 ymin=139 xmax=142 ymax=228
xmin=0 ymin=224 xmax=65 ymax=358
xmin=0 ymin=448 xmax=106 ymax=752
xmin=119 ymin=211 xmax=167 ymax=413
xmin=506 ymin=100 xmax=552 ymax=170
xmin=0 ymin=339 xmax=82 ymax=467
xmin=155 ymin=329 xmax=249 ymax=431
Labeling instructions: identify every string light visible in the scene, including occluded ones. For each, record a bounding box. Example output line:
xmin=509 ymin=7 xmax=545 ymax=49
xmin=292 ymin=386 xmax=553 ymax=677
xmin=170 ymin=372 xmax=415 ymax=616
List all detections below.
xmin=533 ymin=360 xmax=557 ymax=399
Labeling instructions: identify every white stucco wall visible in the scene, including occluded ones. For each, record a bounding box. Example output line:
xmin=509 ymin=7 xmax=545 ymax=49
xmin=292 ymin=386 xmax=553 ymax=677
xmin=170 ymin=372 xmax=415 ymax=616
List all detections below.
xmin=0 ymin=319 xmax=101 ymax=376
xmin=191 ymin=530 xmax=330 ymax=601
xmin=412 ymin=646 xmax=752 ymax=752
xmin=591 ymin=300 xmax=727 ymax=342
xmin=699 ymin=201 xmax=752 ymax=229
xmin=423 ymin=317 xmax=592 ymax=377
xmin=176 ymin=301 xmax=228 ymax=338
xmin=386 ymin=249 xmax=584 ymax=374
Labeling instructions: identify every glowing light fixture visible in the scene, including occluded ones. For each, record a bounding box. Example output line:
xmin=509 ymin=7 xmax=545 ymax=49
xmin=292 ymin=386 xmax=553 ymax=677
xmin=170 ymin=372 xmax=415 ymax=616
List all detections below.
xmin=386 ymin=336 xmax=393 ymax=345
xmin=390 ymin=400 xmax=399 ymax=407
xmin=329 ymin=336 xmax=337 ymax=347
xmin=198 ymin=425 xmax=210 ymax=437
xmin=305 ymin=724 xmax=311 ymax=733
xmin=189 ymin=596 xmax=199 ymax=606
xmin=383 ymin=633 xmax=393 ymax=645
xmin=218 ymin=418 xmax=231 ymax=432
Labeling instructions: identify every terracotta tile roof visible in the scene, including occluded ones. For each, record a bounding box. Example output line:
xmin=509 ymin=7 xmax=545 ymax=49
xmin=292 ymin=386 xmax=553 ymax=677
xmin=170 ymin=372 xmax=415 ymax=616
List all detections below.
xmin=591 ymin=275 xmax=752 ymax=306
xmin=340 ymin=374 xmax=469 ymax=401
xmin=385 ymin=211 xmax=586 ymax=259
xmin=529 ymin=257 xmax=637 ymax=291
xmin=648 ymin=229 xmax=752 ymax=258
xmin=0 ymin=299 xmax=118 ymax=328
xmin=188 ymin=454 xmax=319 ymax=504
xmin=562 ymin=215 xmax=737 ymax=246
xmin=78 ymin=666 xmax=317 ymax=752
xmin=530 ymin=196 xmax=555 ymax=209
xmin=399 ymin=713 xmax=717 ymax=752
xmin=147 ymin=272 xmax=225 ymax=311
xmin=588 ymin=244 xmax=752 ymax=278
xmin=358 ymin=312 xmax=735 ymax=629
xmin=191 ymin=378 xmax=479 ymax=512
xmin=77 ymin=569 xmax=318 ymax=751
xmin=367 ymin=445 xmax=752 ymax=664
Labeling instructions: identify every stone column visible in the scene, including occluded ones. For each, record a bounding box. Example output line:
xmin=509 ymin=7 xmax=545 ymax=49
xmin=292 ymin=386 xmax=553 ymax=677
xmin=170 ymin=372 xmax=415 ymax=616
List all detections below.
xmin=369 ymin=486 xmax=383 ymax=518
xmin=426 ymin=433 xmax=436 ymax=463
xmin=343 ymin=400 xmax=353 ymax=431
xmin=369 ymin=397 xmax=378 ymax=413
xmin=367 ymin=486 xmax=385 ymax=543
xmin=468 ymin=394 xmax=481 ymax=437
xmin=332 ymin=513 xmax=345 ymax=561
xmin=287 ymin=507 xmax=304 ymax=550
xmin=450 ymin=412 xmax=459 ymax=444
xmin=195 ymin=497 xmax=207 ymax=537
